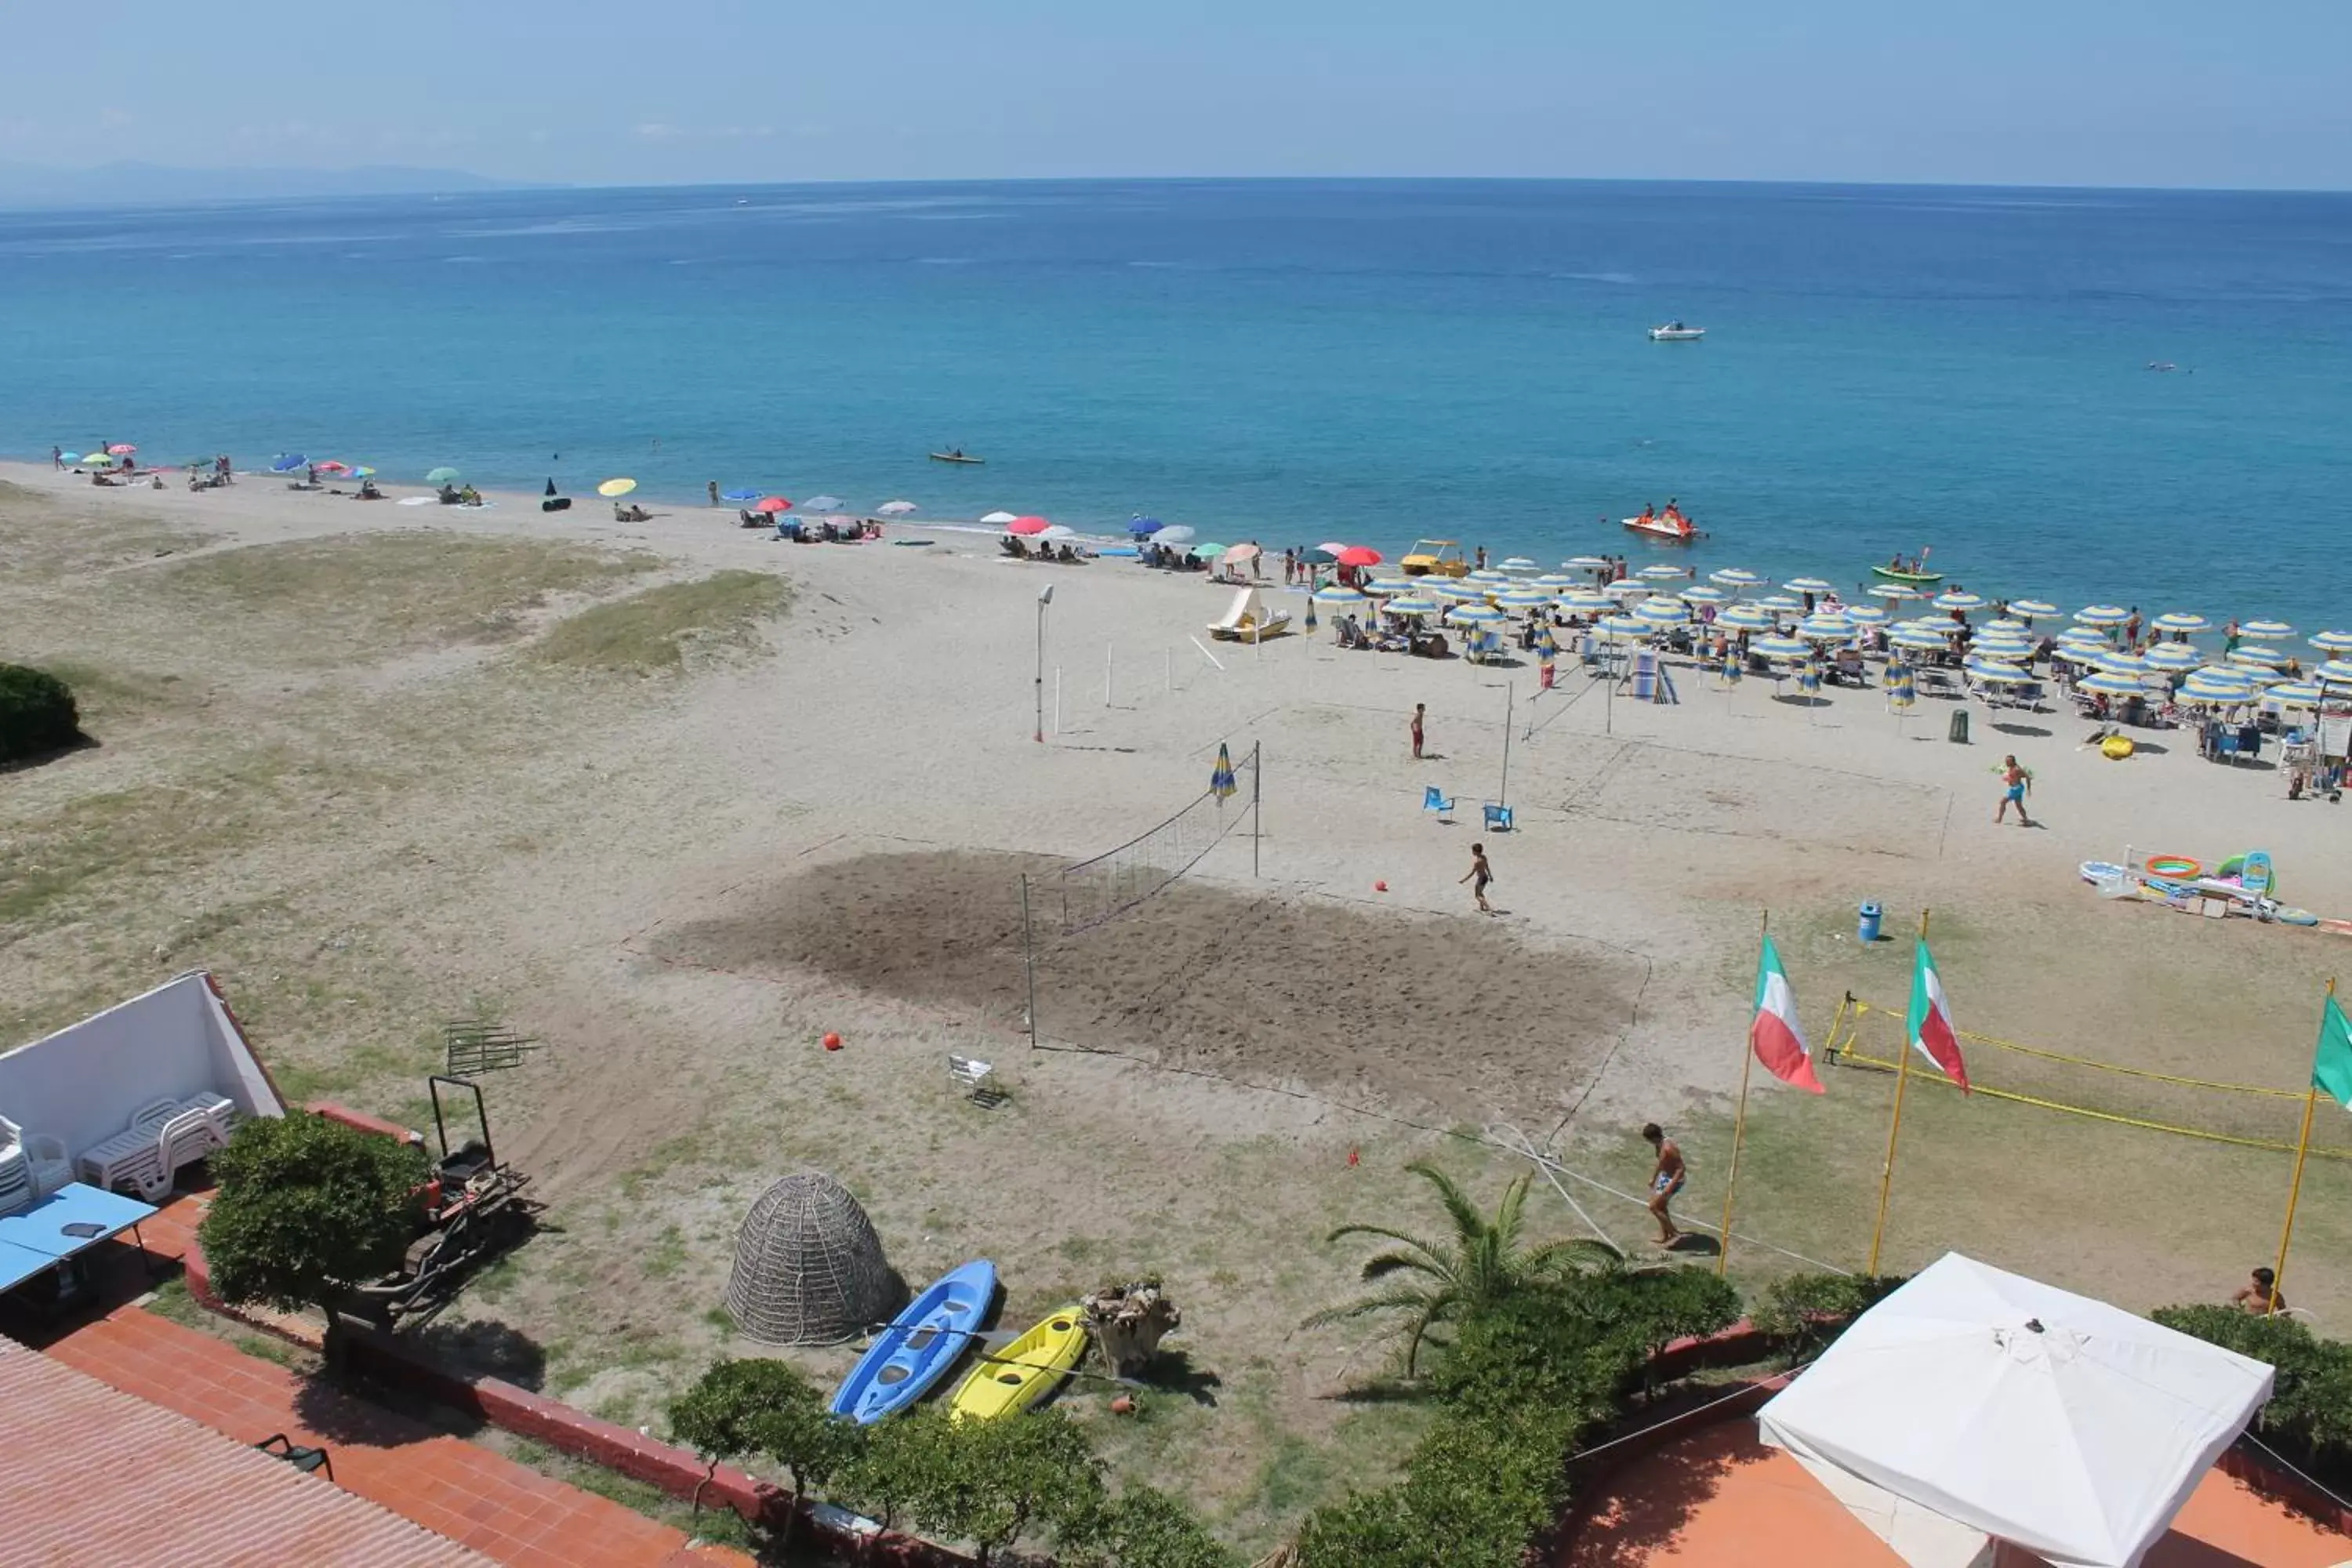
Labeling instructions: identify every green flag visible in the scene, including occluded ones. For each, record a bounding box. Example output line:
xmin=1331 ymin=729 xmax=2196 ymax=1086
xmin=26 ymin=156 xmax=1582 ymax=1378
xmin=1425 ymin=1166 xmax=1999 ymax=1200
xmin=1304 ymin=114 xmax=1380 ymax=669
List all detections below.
xmin=2316 ymin=996 xmax=2352 ymax=1109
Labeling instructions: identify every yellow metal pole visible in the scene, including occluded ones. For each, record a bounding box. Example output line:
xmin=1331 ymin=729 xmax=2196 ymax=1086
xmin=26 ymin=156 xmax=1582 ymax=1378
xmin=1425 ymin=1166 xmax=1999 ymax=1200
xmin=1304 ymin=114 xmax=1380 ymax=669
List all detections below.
xmin=2272 ymin=977 xmax=2336 ymax=1305
xmin=1716 ymin=911 xmax=1767 ymax=1277
xmin=1867 ymin=910 xmax=1929 ymax=1276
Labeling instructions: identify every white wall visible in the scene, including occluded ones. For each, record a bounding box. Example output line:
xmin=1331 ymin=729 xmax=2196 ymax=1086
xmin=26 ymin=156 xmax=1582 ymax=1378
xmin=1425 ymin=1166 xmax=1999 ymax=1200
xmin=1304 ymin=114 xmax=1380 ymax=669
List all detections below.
xmin=0 ymin=972 xmax=285 ymax=1160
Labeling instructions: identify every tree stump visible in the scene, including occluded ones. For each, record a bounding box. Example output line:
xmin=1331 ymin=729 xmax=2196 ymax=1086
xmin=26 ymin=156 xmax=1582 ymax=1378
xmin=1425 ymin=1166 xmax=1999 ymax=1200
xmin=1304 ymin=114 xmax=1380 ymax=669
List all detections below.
xmin=1080 ymin=1278 xmax=1181 ymax=1379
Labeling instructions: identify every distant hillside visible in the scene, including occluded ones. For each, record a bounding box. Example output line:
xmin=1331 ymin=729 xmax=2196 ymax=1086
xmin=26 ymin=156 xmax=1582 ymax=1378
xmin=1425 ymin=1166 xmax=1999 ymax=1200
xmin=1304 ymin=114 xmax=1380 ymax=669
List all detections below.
xmin=0 ymin=161 xmax=535 ymax=207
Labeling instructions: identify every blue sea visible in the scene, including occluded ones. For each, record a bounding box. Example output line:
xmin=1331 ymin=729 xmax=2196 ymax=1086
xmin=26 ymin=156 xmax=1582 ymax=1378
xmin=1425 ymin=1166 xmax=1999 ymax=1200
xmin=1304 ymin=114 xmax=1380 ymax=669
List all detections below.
xmin=4 ymin=178 xmax=2349 ymax=628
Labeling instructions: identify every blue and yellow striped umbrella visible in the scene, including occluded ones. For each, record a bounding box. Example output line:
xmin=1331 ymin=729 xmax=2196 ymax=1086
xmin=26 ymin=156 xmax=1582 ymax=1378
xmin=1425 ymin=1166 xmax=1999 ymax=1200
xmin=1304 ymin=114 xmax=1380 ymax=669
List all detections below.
xmin=1210 ymin=742 xmax=1237 ymax=802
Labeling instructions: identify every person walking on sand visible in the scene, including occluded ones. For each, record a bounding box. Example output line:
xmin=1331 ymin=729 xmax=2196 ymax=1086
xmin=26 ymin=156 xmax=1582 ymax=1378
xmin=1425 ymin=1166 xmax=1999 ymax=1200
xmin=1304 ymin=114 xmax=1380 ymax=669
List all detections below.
xmin=1994 ymin=754 xmax=2034 ymax=826
xmin=1410 ymin=702 xmax=1426 ymax=760
xmin=1643 ymin=1123 xmax=1685 ymax=1245
xmin=1461 ymin=843 xmax=1494 ymax=914
xmin=708 ymin=480 xmax=719 ymax=506
xmin=2230 ymin=1266 xmax=2285 ymax=1316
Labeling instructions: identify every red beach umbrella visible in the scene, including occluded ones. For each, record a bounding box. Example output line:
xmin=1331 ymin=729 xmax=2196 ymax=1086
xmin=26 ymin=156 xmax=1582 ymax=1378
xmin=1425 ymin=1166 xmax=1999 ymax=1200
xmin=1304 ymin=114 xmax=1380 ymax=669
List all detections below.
xmin=315 ymin=460 xmax=350 ymax=474
xmin=1007 ymin=516 xmax=1053 ymax=535
xmin=107 ymin=443 xmax=137 ymax=456
xmin=1335 ymin=546 xmax=1383 ymax=568
xmin=755 ymin=496 xmax=792 ymax=514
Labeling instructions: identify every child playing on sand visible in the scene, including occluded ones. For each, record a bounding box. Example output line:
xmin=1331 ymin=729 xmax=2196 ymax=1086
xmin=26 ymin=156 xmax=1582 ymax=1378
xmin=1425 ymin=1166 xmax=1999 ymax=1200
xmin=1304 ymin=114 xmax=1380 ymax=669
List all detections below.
xmin=1461 ymin=843 xmax=1493 ymax=913
xmin=1994 ymin=755 xmax=2034 ymax=826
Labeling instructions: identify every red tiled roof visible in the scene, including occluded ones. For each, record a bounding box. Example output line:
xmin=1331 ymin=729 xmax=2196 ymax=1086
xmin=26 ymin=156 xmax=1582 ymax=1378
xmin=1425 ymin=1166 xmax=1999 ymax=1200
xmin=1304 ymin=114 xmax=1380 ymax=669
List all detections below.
xmin=0 ymin=1334 xmax=492 ymax=1567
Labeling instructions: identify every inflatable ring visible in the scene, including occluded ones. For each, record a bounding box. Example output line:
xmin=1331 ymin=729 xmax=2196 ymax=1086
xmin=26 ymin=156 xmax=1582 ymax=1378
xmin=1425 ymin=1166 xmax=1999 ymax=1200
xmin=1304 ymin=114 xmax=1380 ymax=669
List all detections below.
xmin=2100 ymin=735 xmax=2135 ymax=760
xmin=2147 ymin=855 xmax=2201 ymax=880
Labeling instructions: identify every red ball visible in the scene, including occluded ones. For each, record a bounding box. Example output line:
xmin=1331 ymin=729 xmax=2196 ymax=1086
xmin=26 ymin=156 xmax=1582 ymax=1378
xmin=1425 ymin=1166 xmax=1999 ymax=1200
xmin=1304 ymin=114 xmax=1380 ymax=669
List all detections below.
xmin=822 ymin=1032 xmax=843 ymax=1051
xmin=1374 ymin=880 xmax=1388 ymax=893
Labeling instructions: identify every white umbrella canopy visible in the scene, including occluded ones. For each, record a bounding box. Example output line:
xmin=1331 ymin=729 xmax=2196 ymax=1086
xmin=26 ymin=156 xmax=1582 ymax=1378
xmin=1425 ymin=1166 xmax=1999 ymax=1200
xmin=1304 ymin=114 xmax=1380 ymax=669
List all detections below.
xmin=1499 ymin=556 xmax=1538 ymax=572
xmin=981 ymin=510 xmax=1020 ymax=524
xmin=1758 ymin=1253 xmax=2273 ymax=1568
xmin=876 ymin=499 xmax=920 ymax=516
xmin=1154 ymin=524 xmax=1198 ymax=546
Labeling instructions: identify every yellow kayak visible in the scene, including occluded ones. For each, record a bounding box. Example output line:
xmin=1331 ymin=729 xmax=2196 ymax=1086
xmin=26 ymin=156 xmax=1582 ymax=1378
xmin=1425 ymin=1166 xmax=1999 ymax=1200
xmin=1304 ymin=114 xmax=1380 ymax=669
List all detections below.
xmin=947 ymin=1304 xmax=1087 ymax=1421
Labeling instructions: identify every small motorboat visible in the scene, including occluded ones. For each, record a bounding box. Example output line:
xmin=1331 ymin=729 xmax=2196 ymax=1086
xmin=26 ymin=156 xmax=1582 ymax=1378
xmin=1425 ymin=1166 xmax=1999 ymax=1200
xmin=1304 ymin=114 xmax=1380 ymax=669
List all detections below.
xmin=928 ymin=451 xmax=985 ymax=465
xmin=1649 ymin=322 xmax=1704 ymax=342
xmin=1871 ymin=564 xmax=1944 ymax=585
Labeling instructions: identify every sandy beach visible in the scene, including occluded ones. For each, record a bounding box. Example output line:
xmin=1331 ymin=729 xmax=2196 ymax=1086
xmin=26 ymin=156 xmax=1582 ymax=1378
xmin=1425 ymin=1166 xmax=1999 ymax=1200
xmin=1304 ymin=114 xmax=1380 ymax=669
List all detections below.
xmin=3 ymin=459 xmax=2346 ymax=1547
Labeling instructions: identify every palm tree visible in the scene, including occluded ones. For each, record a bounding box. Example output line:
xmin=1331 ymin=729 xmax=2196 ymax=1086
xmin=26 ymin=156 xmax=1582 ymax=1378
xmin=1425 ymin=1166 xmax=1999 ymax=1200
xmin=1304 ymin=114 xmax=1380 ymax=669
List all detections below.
xmin=1301 ymin=1160 xmax=1621 ymax=1374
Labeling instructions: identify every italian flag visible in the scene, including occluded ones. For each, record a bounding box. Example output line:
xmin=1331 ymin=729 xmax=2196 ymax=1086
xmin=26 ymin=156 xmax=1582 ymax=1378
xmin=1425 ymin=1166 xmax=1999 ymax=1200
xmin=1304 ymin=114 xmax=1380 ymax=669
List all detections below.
xmin=2315 ymin=996 xmax=2352 ymax=1109
xmin=1907 ymin=939 xmax=1970 ymax=1093
xmin=1750 ymin=935 xmax=1824 ymax=1093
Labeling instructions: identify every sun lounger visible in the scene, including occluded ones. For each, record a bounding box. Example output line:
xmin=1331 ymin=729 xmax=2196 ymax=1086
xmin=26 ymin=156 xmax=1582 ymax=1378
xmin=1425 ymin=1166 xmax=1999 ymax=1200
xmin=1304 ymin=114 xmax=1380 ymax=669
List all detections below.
xmin=74 ymin=1095 xmax=235 ymax=1201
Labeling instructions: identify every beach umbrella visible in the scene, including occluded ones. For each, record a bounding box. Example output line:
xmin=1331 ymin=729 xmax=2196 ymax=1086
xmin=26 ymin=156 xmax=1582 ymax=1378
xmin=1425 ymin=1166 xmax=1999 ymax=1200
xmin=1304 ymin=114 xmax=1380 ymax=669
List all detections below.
xmin=721 ymin=488 xmax=763 ymax=503
xmin=1386 ymin=596 xmax=1438 ymax=618
xmin=1432 ymin=579 xmax=1489 ymax=602
xmin=2151 ymin=612 xmax=2210 ymax=635
xmin=2238 ymin=618 xmax=2292 ymax=638
xmin=1531 ymin=573 xmax=1579 ymax=591
xmin=1716 ymin=604 xmax=1777 ymax=633
xmin=2227 ymin=645 xmax=2288 ymax=669
xmin=1933 ymin=590 xmax=1986 ymax=612
xmin=1447 ymin=603 xmax=1506 ymax=626
xmin=2315 ymin=659 xmax=2352 ymax=686
xmin=1799 ymin=615 xmax=1855 ymax=641
xmin=2075 ymin=604 xmax=2131 ymax=626
xmin=2141 ymin=642 xmax=2204 ymax=672
xmin=1363 ymin=575 xmax=1413 ymax=597
xmin=1595 ymin=615 xmax=1653 ymax=641
xmin=1563 ymin=556 xmax=1613 ymax=575
xmin=2310 ymin=630 xmax=2352 ymax=653
xmin=2004 ymin=599 xmax=2056 ymax=620
xmin=2263 ymin=682 xmax=2325 ymax=709
xmin=2076 ymin=670 xmax=2147 ymax=696
xmin=1312 ymin=586 xmax=1368 ymax=607
xmin=801 ymin=495 xmax=845 ymax=514
xmin=982 ymin=510 xmax=1021 ymax=525
xmin=1887 ymin=626 xmax=1950 ymax=652
xmin=1868 ymin=583 xmax=1925 ymax=601
xmin=107 ymin=442 xmax=137 ymax=456
xmin=1603 ymin=579 xmax=1653 ymax=600
xmin=1842 ymin=604 xmax=1889 ymax=626
xmin=426 ymin=466 xmax=460 ymax=484
xmin=1039 ymin=524 xmax=1076 ymax=541
xmin=57 ymin=452 xmax=82 ymax=464
xmin=352 ymin=466 xmax=376 ymax=478
xmin=2178 ymin=671 xmax=2257 ymax=706
xmin=1126 ymin=516 xmax=1163 ymax=535
xmin=1634 ymin=565 xmax=1690 ymax=584
xmin=2087 ymin=650 xmax=2148 ymax=677
xmin=1155 ymin=524 xmax=1198 ymax=546
xmin=1981 ymin=618 xmax=2030 ymax=635
xmin=2056 ymin=625 xmax=2109 ymax=648
xmin=1709 ymin=566 xmax=1763 ymax=588
xmin=1969 ymin=639 xmax=2034 ymax=661
xmin=1751 ymin=634 xmax=1812 ymax=661
xmin=1755 ymin=594 xmax=1805 ymax=615
xmin=877 ymin=499 xmax=920 ymax=516
xmin=1466 ymin=568 xmax=1510 ymax=585
xmin=1225 ymin=543 xmax=1262 ymax=565
xmin=1555 ymin=590 xmax=1613 ymax=615
xmin=1494 ymin=588 xmax=1549 ymax=610
xmin=271 ymin=455 xmax=307 ymax=473
xmin=315 ymin=460 xmax=350 ymax=474
xmin=1194 ymin=542 xmax=1230 ymax=558
xmin=1007 ymin=517 xmax=1052 ymax=535
xmin=1500 ymin=557 xmax=1538 ymax=573
xmin=756 ymin=496 xmax=792 ymax=514
xmin=597 ymin=477 xmax=637 ymax=497
xmin=1784 ymin=576 xmax=1835 ymax=594
xmin=1210 ymin=742 xmax=1237 ymax=802
xmin=1290 ymin=546 xmax=1335 ymax=568
xmin=1335 ymin=546 xmax=1383 ymax=568
xmin=1965 ymin=659 xmax=2036 ymax=684
xmin=1679 ymin=584 xmax=1730 ymax=605
xmin=1633 ymin=597 xmax=1689 ymax=626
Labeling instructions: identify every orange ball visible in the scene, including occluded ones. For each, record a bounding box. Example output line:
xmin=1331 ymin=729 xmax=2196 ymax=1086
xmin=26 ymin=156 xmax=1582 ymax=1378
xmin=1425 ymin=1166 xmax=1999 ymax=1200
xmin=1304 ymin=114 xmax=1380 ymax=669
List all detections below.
xmin=1110 ymin=1395 xmax=1137 ymax=1415
xmin=822 ymin=1032 xmax=843 ymax=1051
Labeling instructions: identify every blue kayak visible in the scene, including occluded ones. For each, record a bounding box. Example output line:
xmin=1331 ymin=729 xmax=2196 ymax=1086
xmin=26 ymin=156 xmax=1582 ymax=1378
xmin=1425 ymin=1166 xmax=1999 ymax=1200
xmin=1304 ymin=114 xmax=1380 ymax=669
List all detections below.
xmin=829 ymin=1259 xmax=998 ymax=1425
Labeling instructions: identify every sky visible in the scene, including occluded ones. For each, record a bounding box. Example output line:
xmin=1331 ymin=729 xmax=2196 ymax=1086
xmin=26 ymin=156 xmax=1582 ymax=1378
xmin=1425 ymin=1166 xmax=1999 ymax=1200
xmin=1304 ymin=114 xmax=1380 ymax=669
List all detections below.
xmin=5 ymin=0 xmax=2349 ymax=191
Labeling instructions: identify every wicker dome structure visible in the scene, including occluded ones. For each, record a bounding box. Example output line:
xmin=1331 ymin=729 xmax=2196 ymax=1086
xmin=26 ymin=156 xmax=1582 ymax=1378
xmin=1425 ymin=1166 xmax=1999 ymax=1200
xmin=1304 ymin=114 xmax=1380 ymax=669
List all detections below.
xmin=726 ymin=1171 xmax=895 ymax=1345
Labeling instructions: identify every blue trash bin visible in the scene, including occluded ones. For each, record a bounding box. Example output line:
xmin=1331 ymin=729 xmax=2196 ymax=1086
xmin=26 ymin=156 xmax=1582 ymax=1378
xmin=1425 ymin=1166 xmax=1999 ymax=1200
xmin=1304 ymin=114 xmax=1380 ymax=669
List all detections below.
xmin=1858 ymin=902 xmax=1883 ymax=943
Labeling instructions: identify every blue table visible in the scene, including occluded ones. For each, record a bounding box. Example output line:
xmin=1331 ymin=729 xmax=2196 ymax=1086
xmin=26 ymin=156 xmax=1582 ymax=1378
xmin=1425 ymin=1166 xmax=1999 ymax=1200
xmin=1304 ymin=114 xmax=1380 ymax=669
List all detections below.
xmin=0 ymin=1182 xmax=159 ymax=1298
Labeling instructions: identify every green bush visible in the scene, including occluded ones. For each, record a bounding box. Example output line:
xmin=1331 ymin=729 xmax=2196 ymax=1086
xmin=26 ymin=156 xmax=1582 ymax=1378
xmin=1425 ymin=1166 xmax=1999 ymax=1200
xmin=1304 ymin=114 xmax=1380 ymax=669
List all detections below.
xmin=2151 ymin=1305 xmax=2352 ymax=1488
xmin=199 ymin=1112 xmax=430 ymax=1317
xmin=1296 ymin=1266 xmax=1743 ymax=1568
xmin=1749 ymin=1271 xmax=1910 ymax=1358
xmin=667 ymin=1357 xmax=858 ymax=1552
xmin=0 ymin=662 xmax=80 ymax=761
xmin=1058 ymin=1485 xmax=1241 ymax=1568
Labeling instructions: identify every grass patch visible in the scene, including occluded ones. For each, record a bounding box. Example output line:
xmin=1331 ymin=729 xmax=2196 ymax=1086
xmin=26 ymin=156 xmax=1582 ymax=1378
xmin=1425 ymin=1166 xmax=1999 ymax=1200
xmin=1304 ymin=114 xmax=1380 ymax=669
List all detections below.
xmin=31 ymin=659 xmax=198 ymax=725
xmin=159 ymin=533 xmax=659 ymax=662
xmin=528 ymin=570 xmax=792 ymax=675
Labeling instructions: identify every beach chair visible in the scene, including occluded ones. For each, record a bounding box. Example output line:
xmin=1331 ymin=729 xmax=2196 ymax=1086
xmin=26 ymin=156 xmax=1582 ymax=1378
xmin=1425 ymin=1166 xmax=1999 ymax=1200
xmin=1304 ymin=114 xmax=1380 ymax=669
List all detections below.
xmin=1483 ymin=803 xmax=1515 ymax=833
xmin=0 ymin=1116 xmax=71 ymax=1202
xmin=254 ymin=1435 xmax=336 ymax=1483
xmin=949 ymin=1054 xmax=1004 ymax=1107
xmin=1421 ymin=786 xmax=1455 ymax=819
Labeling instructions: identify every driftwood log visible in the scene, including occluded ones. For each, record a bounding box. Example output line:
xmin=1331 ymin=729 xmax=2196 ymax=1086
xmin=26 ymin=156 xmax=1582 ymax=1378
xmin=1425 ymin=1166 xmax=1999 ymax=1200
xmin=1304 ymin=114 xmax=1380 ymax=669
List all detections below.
xmin=1080 ymin=1278 xmax=1181 ymax=1378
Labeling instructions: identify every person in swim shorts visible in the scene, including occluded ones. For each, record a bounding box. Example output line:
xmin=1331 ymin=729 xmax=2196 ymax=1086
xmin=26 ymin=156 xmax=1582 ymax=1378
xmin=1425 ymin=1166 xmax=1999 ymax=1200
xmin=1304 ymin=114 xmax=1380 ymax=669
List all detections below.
xmin=1461 ymin=842 xmax=1493 ymax=914
xmin=1994 ymin=754 xmax=2034 ymax=827
xmin=1643 ymin=1122 xmax=1685 ymax=1245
